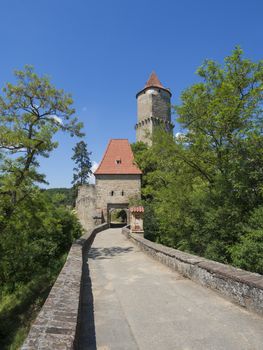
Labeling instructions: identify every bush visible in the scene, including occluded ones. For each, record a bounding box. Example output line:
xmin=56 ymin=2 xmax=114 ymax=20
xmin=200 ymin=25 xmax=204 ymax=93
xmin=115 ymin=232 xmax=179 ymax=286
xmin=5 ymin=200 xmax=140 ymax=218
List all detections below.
xmin=0 ymin=190 xmax=82 ymax=289
xmin=0 ymin=189 xmax=83 ymax=349
xmin=231 ymin=207 xmax=263 ymax=274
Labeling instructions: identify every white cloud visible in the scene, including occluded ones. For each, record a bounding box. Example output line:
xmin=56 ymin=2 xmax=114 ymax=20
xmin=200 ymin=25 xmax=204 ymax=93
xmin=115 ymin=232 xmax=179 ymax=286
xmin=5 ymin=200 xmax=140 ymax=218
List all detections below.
xmin=89 ymin=161 xmax=99 ymax=184
xmin=91 ymin=161 xmax=99 ymax=172
xmin=48 ymin=114 xmax=63 ymax=125
xmin=175 ymin=132 xmax=187 ymax=141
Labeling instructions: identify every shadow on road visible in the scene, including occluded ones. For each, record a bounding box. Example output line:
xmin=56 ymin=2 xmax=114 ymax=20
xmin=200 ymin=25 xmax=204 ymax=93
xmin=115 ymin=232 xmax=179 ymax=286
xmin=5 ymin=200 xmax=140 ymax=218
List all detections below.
xmin=110 ymin=223 xmax=127 ymax=228
xmin=77 ymin=251 xmax=97 ymax=350
xmin=88 ymin=246 xmax=134 ymax=260
xmin=77 ymin=241 xmax=134 ymax=349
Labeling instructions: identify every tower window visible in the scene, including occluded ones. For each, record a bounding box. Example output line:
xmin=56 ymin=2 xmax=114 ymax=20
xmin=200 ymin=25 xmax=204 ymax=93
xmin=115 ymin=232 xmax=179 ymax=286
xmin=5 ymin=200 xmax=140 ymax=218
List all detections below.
xmin=116 ymin=159 xmax=121 ymax=164
xmin=110 ymin=191 xmax=114 ymax=196
xmin=121 ymin=190 xmax=124 ymax=196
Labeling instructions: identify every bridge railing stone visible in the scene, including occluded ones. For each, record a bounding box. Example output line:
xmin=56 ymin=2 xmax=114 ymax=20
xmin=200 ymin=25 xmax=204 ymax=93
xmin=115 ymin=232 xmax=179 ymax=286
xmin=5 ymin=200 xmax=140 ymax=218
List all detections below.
xmin=122 ymin=226 xmax=263 ymax=316
xmin=21 ymin=223 xmax=108 ymax=350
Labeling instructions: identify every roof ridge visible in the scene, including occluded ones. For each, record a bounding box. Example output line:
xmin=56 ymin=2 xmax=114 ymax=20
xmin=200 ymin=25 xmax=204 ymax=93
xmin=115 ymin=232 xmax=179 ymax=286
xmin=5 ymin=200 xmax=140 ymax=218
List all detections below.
xmin=94 ymin=139 xmax=142 ymax=175
xmin=94 ymin=139 xmax=112 ymax=174
xmin=145 ymin=71 xmax=163 ymax=88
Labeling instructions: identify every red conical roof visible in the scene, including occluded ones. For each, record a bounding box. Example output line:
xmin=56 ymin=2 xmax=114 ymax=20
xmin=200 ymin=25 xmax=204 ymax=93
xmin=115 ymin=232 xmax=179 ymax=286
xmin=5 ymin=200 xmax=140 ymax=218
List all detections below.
xmin=145 ymin=71 xmax=164 ymax=89
xmin=136 ymin=72 xmax=172 ymax=97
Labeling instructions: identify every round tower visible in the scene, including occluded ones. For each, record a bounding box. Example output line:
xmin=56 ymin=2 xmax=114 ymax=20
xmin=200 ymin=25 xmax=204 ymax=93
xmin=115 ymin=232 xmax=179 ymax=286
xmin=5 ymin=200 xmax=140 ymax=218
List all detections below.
xmin=135 ymin=72 xmax=173 ymax=144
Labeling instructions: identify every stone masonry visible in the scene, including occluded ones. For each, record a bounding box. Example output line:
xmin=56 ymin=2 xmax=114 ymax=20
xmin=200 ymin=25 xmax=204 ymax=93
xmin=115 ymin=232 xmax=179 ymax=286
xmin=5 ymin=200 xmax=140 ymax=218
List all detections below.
xmin=96 ymin=174 xmax=141 ymax=222
xmin=75 ymin=185 xmax=97 ymax=231
xmin=135 ymin=71 xmax=173 ymax=144
xmin=21 ymin=223 xmax=108 ymax=350
xmin=122 ymin=226 xmax=263 ymax=316
xmin=76 ymin=139 xmax=142 ymax=231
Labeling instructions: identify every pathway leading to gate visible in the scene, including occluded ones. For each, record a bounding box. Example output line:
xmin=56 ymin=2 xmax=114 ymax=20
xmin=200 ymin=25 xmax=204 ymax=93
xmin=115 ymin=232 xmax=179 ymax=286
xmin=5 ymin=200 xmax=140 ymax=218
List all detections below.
xmin=78 ymin=228 xmax=263 ymax=350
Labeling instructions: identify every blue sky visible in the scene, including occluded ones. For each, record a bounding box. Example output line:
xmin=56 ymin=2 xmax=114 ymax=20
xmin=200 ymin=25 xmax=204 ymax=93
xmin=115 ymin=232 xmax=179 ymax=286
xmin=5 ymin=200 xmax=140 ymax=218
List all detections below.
xmin=1 ymin=0 xmax=262 ymax=188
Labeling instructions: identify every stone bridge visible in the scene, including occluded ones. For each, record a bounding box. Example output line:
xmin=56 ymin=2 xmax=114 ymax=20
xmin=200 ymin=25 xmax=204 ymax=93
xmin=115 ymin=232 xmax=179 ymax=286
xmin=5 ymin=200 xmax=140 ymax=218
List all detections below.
xmin=22 ymin=226 xmax=263 ymax=350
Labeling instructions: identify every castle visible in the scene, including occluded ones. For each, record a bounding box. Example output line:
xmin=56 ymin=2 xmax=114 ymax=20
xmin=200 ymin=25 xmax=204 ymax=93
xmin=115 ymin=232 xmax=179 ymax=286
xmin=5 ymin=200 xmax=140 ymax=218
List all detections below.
xmin=76 ymin=72 xmax=172 ymax=230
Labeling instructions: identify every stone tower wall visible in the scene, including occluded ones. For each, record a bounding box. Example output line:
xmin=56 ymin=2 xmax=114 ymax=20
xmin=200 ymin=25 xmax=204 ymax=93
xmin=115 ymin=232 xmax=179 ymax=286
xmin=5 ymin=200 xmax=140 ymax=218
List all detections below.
xmin=135 ymin=118 xmax=153 ymax=144
xmin=137 ymin=90 xmax=154 ymax=121
xmin=137 ymin=88 xmax=171 ymax=122
xmin=96 ymin=174 xmax=141 ymax=221
xmin=136 ymin=87 xmax=171 ymax=144
xmin=152 ymin=89 xmax=171 ymax=122
xmin=75 ymin=184 xmax=97 ymax=231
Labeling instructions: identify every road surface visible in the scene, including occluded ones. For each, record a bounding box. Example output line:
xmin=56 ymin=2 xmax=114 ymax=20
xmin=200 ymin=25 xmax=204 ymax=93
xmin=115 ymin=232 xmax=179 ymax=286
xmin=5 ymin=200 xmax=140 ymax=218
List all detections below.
xmin=78 ymin=228 xmax=263 ymax=350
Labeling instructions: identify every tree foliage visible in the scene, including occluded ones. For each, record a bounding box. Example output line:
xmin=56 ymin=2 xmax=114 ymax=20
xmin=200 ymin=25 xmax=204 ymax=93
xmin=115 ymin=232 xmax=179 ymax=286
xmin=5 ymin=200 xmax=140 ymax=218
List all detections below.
xmin=132 ymin=48 xmax=263 ymax=274
xmin=44 ymin=187 xmax=75 ymax=207
xmin=0 ymin=66 xmax=84 ymax=286
xmin=0 ymin=65 xmax=83 ymax=222
xmin=71 ymin=140 xmax=92 ymax=186
xmin=0 ymin=190 xmax=82 ymax=289
xmin=0 ymin=66 xmax=84 ymax=348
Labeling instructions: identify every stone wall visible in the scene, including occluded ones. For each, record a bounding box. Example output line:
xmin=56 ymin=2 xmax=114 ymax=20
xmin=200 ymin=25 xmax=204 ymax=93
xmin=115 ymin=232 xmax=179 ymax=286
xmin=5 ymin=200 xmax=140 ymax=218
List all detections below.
xmin=152 ymin=89 xmax=171 ymax=122
xmin=96 ymin=174 xmax=141 ymax=221
xmin=122 ymin=227 xmax=263 ymax=316
xmin=75 ymin=184 xmax=97 ymax=231
xmin=136 ymin=87 xmax=172 ymax=143
xmin=137 ymin=89 xmax=154 ymax=122
xmin=135 ymin=118 xmax=153 ymax=144
xmin=137 ymin=88 xmax=171 ymax=122
xmin=22 ymin=223 xmax=108 ymax=350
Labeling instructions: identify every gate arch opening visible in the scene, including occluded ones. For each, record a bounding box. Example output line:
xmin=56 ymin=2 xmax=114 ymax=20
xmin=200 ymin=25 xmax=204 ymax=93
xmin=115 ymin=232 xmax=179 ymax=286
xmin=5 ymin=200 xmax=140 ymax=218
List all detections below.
xmin=110 ymin=208 xmax=127 ymax=228
xmin=109 ymin=208 xmax=128 ymax=228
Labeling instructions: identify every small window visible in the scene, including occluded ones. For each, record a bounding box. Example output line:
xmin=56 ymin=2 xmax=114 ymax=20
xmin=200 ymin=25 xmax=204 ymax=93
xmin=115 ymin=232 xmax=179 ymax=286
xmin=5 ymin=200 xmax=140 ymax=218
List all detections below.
xmin=110 ymin=191 xmax=114 ymax=196
xmin=116 ymin=159 xmax=121 ymax=164
xmin=121 ymin=190 xmax=124 ymax=196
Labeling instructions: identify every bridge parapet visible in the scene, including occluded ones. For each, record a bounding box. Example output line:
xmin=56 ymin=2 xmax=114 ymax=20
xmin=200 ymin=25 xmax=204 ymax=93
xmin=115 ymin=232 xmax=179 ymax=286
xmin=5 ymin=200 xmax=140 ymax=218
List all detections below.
xmin=122 ymin=226 xmax=263 ymax=316
xmin=21 ymin=223 xmax=108 ymax=350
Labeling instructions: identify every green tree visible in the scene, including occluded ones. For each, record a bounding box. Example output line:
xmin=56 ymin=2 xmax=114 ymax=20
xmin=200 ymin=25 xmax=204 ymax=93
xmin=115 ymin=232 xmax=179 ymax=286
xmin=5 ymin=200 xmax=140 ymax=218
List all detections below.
xmin=176 ymin=47 xmax=263 ymax=204
xmin=0 ymin=65 xmax=83 ymax=223
xmin=0 ymin=66 xmax=84 ymax=348
xmin=175 ymin=47 xmax=263 ymax=261
xmin=231 ymin=206 xmax=263 ymax=274
xmin=132 ymin=48 xmax=263 ymax=272
xmin=0 ymin=188 xmax=83 ymax=348
xmin=71 ymin=140 xmax=92 ymax=186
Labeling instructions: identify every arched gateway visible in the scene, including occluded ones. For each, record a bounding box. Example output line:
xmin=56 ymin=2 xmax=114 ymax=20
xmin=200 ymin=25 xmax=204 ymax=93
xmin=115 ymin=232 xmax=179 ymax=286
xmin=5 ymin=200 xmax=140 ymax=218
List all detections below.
xmin=75 ymin=139 xmax=142 ymax=231
xmin=108 ymin=205 xmax=129 ymax=227
xmin=94 ymin=139 xmax=142 ymax=226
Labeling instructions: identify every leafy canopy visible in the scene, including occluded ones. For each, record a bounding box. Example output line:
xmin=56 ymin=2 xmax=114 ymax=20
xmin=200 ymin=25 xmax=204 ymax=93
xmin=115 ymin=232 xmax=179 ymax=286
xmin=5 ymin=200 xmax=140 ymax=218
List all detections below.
xmin=0 ymin=66 xmax=84 ymax=348
xmin=0 ymin=66 xmax=83 ymax=216
xmin=132 ymin=47 xmax=263 ymax=274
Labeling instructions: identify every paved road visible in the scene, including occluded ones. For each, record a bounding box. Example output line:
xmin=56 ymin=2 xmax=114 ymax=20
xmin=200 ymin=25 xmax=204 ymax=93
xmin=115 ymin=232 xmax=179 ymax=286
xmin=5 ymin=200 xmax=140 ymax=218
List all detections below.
xmin=78 ymin=228 xmax=263 ymax=350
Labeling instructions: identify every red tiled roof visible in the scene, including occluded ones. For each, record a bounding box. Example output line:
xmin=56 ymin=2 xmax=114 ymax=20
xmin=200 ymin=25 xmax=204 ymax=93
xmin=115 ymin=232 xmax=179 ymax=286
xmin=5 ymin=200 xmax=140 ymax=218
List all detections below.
xmin=145 ymin=71 xmax=164 ymax=89
xmin=130 ymin=206 xmax=144 ymax=213
xmin=94 ymin=139 xmax=142 ymax=175
xmin=136 ymin=72 xmax=172 ymax=97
